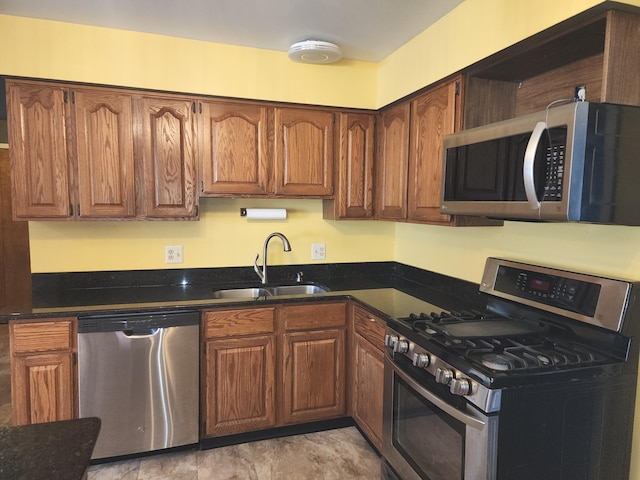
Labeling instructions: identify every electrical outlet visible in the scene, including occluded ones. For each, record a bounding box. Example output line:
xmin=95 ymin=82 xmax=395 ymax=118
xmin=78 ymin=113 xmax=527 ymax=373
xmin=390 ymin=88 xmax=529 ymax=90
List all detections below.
xmin=165 ymin=245 xmax=183 ymax=264
xmin=311 ymin=243 xmax=326 ymax=260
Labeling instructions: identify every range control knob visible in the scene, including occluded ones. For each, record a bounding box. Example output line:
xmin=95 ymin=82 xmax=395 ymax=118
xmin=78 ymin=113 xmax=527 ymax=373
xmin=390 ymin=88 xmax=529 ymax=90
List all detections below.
xmin=435 ymin=367 xmax=454 ymax=385
xmin=394 ymin=339 xmax=410 ymax=354
xmin=412 ymin=352 xmax=431 ymax=368
xmin=384 ymin=334 xmax=399 ymax=348
xmin=449 ymin=378 xmax=472 ymax=396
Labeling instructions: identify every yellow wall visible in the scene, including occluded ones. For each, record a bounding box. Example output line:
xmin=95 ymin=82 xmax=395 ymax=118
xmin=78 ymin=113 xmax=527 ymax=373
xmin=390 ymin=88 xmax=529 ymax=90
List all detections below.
xmin=0 ymin=14 xmax=377 ymax=109
xmin=4 ymin=1 xmax=640 ymax=475
xmin=28 ymin=198 xmax=394 ymax=271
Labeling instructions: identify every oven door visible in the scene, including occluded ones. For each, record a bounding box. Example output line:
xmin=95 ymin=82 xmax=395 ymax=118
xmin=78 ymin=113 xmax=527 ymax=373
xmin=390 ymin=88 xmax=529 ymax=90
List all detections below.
xmin=383 ymin=353 xmax=498 ymax=480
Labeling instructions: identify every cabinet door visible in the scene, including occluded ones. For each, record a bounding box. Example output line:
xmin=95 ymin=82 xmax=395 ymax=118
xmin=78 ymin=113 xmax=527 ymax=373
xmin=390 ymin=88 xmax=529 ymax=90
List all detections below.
xmin=11 ymin=352 xmax=75 ymax=425
xmin=282 ymin=328 xmax=345 ymax=424
xmin=375 ymin=102 xmax=410 ymax=220
xmin=201 ymin=101 xmax=270 ymax=195
xmin=203 ymin=335 xmax=276 ymax=436
xmin=324 ymin=112 xmax=375 ymax=219
xmin=10 ymin=318 xmax=77 ymax=425
xmin=408 ymin=77 xmax=463 ymax=224
xmin=274 ymin=107 xmax=334 ymax=196
xmin=353 ymin=332 xmax=384 ymax=451
xmin=137 ymin=95 xmax=198 ymax=218
xmin=72 ymin=88 xmax=136 ymax=218
xmin=6 ymin=81 xmax=71 ymax=219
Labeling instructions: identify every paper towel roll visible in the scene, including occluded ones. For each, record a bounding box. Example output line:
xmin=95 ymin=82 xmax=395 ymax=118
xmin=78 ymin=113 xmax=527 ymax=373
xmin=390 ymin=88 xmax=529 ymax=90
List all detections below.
xmin=241 ymin=208 xmax=287 ymax=220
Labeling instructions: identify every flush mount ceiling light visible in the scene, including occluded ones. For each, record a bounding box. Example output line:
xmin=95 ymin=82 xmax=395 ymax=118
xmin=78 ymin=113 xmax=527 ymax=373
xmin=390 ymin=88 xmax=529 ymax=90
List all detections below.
xmin=288 ymin=40 xmax=342 ymax=64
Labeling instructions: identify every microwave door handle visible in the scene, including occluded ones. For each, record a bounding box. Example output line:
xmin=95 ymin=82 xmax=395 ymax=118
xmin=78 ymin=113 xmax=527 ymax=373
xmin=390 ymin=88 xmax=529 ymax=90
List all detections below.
xmin=523 ymin=121 xmax=546 ymax=210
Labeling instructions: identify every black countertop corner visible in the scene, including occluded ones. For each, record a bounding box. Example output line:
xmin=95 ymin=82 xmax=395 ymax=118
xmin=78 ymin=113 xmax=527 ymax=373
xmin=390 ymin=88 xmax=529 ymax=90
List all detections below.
xmin=0 ymin=417 xmax=100 ymax=480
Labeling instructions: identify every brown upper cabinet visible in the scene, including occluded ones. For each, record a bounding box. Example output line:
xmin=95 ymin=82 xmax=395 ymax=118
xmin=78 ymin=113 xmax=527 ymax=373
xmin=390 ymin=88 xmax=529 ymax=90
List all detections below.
xmin=464 ymin=7 xmax=640 ymax=128
xmin=136 ymin=94 xmax=198 ymax=218
xmin=407 ymin=78 xmax=463 ymax=224
xmin=375 ymin=75 xmax=475 ymax=226
xmin=323 ymin=112 xmax=376 ymax=220
xmin=72 ymin=87 xmax=136 ymax=218
xmin=273 ymin=107 xmax=334 ymax=197
xmin=375 ymin=102 xmax=410 ymax=221
xmin=200 ymin=103 xmax=334 ymax=198
xmin=200 ymin=100 xmax=270 ymax=196
xmin=6 ymin=79 xmax=198 ymax=220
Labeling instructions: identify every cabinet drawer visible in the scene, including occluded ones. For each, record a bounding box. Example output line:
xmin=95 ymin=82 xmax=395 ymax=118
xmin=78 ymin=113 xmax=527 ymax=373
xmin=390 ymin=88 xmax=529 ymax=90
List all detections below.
xmin=283 ymin=302 xmax=346 ymax=331
xmin=203 ymin=307 xmax=276 ymax=339
xmin=10 ymin=319 xmax=75 ymax=353
xmin=353 ymin=305 xmax=386 ymax=350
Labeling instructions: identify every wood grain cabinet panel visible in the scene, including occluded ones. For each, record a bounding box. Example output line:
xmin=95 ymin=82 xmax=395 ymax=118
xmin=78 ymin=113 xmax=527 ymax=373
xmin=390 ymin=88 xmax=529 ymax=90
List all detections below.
xmin=72 ymin=87 xmax=136 ymax=218
xmin=137 ymin=95 xmax=198 ymax=218
xmin=7 ymin=79 xmax=198 ymax=220
xmin=281 ymin=302 xmax=346 ymax=424
xmin=282 ymin=328 xmax=346 ymax=424
xmin=407 ymin=77 xmax=463 ymax=224
xmin=323 ymin=112 xmax=375 ymax=219
xmin=9 ymin=318 xmax=77 ymax=426
xmin=375 ymin=102 xmax=410 ymax=221
xmin=274 ymin=107 xmax=334 ymax=197
xmin=350 ymin=304 xmax=386 ymax=450
xmin=352 ymin=332 xmax=384 ymax=450
xmin=200 ymin=101 xmax=270 ymax=195
xmin=203 ymin=335 xmax=276 ymax=436
xmin=6 ymin=81 xmax=71 ymax=219
xmin=202 ymin=307 xmax=277 ymax=437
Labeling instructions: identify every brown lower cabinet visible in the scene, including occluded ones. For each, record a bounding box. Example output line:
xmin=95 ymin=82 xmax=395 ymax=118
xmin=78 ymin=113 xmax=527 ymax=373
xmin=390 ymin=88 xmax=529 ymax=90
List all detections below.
xmin=201 ymin=302 xmax=347 ymax=438
xmin=9 ymin=318 xmax=77 ymax=425
xmin=202 ymin=307 xmax=277 ymax=437
xmin=8 ymin=300 xmax=384 ymax=447
xmin=350 ymin=303 xmax=386 ymax=451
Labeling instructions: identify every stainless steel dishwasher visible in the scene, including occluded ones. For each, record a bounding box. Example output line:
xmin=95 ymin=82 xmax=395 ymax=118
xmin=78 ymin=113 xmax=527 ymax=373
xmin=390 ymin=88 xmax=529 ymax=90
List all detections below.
xmin=78 ymin=310 xmax=199 ymax=459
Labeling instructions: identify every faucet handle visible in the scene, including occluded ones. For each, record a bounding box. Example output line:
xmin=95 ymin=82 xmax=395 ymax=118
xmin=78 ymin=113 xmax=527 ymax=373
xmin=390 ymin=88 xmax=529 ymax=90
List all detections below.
xmin=296 ymin=271 xmax=304 ymax=283
xmin=253 ymin=253 xmax=264 ymax=282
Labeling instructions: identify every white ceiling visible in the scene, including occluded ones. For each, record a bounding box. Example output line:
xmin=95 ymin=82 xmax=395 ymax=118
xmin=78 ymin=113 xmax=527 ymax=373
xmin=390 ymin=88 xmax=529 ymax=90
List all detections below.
xmin=0 ymin=0 xmax=464 ymax=62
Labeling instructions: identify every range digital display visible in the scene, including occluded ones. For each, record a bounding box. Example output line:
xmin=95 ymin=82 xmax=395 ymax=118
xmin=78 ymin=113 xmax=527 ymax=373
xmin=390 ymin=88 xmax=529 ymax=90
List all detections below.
xmin=529 ymin=278 xmax=551 ymax=293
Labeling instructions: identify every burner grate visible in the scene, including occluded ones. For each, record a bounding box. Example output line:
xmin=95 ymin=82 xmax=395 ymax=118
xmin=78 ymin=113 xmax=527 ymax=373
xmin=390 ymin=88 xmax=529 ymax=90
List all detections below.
xmin=399 ymin=310 xmax=611 ymax=374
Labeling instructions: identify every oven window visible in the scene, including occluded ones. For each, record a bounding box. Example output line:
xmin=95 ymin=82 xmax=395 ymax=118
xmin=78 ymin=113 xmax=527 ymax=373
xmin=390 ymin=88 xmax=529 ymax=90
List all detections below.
xmin=393 ymin=375 xmax=465 ymax=480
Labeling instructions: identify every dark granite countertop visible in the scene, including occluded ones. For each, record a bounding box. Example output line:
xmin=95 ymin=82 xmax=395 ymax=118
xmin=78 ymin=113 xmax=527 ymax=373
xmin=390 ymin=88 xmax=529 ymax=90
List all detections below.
xmin=0 ymin=417 xmax=100 ymax=480
xmin=0 ymin=262 xmax=486 ymax=323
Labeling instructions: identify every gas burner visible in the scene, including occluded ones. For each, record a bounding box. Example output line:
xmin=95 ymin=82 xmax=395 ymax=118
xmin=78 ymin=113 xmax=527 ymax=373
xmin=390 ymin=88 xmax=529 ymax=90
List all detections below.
xmin=480 ymin=353 xmax=513 ymax=371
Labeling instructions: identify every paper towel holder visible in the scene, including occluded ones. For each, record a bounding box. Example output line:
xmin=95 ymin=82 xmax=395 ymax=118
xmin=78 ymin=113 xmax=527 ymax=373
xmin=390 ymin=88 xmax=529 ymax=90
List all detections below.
xmin=240 ymin=208 xmax=288 ymax=220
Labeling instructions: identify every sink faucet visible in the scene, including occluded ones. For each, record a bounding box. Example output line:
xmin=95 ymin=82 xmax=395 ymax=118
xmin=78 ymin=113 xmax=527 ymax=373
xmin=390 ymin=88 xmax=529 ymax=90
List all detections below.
xmin=254 ymin=232 xmax=292 ymax=285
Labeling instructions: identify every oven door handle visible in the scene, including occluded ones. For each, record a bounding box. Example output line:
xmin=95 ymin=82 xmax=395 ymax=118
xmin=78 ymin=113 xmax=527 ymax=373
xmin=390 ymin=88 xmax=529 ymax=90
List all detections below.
xmin=390 ymin=358 xmax=487 ymax=431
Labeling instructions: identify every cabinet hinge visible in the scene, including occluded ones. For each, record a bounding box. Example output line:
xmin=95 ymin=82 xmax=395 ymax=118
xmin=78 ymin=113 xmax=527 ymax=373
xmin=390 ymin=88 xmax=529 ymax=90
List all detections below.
xmin=192 ymin=102 xmax=196 ymax=114
xmin=76 ymin=204 xmax=80 ymax=217
xmin=195 ymin=205 xmax=199 ymax=217
xmin=69 ymin=204 xmax=74 ymax=216
xmin=199 ymin=102 xmax=203 ymax=114
xmin=71 ymin=91 xmax=75 ymax=104
xmin=63 ymin=91 xmax=68 ymax=103
xmin=455 ymin=81 xmax=460 ymax=96
xmin=72 ymin=352 xmax=77 ymax=365
xmin=200 ymin=180 xmax=204 ymax=193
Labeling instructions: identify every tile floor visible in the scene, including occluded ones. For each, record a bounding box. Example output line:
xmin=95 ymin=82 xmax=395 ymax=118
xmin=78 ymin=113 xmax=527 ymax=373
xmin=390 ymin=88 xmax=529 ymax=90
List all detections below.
xmin=87 ymin=427 xmax=381 ymax=480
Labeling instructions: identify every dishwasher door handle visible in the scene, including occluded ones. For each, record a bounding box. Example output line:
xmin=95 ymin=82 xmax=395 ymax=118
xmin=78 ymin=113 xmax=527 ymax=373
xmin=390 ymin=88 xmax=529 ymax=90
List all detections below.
xmin=120 ymin=328 xmax=160 ymax=338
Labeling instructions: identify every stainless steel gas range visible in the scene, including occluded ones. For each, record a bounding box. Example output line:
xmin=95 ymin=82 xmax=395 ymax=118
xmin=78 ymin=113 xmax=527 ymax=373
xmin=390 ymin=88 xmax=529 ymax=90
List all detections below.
xmin=382 ymin=258 xmax=640 ymax=480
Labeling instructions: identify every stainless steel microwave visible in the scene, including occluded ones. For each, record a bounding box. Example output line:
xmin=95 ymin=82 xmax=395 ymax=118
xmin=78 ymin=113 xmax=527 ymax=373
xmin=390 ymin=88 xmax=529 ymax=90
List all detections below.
xmin=441 ymin=102 xmax=640 ymax=225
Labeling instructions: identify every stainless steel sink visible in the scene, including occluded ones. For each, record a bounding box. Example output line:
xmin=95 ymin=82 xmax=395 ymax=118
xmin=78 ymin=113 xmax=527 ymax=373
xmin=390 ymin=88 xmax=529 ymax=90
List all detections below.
xmin=211 ymin=287 xmax=271 ymax=299
xmin=211 ymin=284 xmax=329 ymax=299
xmin=268 ymin=285 xmax=328 ymax=296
